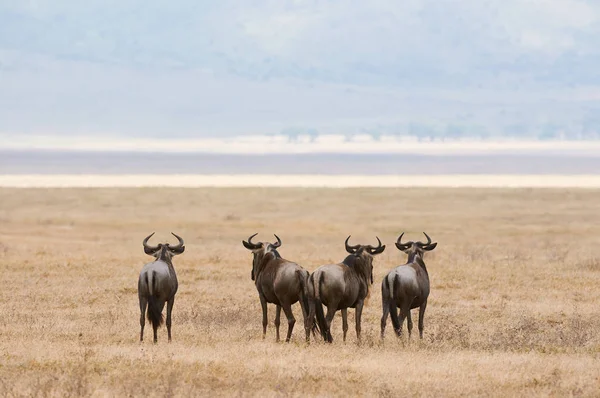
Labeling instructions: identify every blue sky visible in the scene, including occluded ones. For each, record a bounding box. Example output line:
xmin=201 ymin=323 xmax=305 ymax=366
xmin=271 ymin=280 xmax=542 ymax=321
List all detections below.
xmin=1 ymin=0 xmax=599 ymax=138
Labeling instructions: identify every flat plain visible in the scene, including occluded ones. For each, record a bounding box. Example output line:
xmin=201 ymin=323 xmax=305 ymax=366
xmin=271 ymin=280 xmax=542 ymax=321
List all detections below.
xmin=0 ymin=187 xmax=599 ymax=397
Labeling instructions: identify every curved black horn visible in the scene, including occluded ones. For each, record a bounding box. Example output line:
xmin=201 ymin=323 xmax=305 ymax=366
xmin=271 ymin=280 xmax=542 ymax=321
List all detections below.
xmin=420 ymin=232 xmax=438 ymax=251
xmin=142 ymin=232 xmax=159 ymax=254
xmin=395 ymin=232 xmax=412 ymax=251
xmin=169 ymin=232 xmax=185 ymax=250
xmin=423 ymin=232 xmax=432 ymax=244
xmin=367 ymin=236 xmax=386 ymax=255
xmin=142 ymin=232 xmax=158 ymax=249
xmin=272 ymin=234 xmax=282 ymax=248
xmin=248 ymin=233 xmax=259 ymax=247
xmin=345 ymin=235 xmax=361 ymax=254
xmin=416 ymin=232 xmax=433 ymax=247
xmin=372 ymin=236 xmax=382 ymax=249
xmin=242 ymin=233 xmax=262 ymax=250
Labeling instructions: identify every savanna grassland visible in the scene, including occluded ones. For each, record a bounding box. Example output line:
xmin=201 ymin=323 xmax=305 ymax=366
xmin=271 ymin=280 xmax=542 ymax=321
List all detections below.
xmin=0 ymin=187 xmax=599 ymax=397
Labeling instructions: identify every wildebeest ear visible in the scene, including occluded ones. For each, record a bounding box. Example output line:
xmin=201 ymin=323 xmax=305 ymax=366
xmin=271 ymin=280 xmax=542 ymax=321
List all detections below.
xmin=370 ymin=245 xmax=386 ymax=255
xmin=242 ymin=240 xmax=253 ymax=250
xmin=144 ymin=243 xmax=161 ymax=255
xmin=170 ymin=245 xmax=185 ymax=254
xmin=424 ymin=242 xmax=437 ymax=251
xmin=395 ymin=242 xmax=412 ymax=251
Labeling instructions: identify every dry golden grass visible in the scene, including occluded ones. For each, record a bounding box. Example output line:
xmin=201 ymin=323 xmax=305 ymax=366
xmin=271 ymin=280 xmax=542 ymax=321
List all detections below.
xmin=1 ymin=187 xmax=599 ymax=397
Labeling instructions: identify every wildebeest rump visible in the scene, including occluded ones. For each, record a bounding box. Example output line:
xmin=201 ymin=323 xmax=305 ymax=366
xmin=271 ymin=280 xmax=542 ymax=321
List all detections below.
xmin=308 ymin=236 xmax=385 ymax=343
xmin=242 ymin=233 xmax=314 ymax=342
xmin=380 ymin=232 xmax=437 ymax=340
xmin=138 ymin=232 xmax=185 ymax=343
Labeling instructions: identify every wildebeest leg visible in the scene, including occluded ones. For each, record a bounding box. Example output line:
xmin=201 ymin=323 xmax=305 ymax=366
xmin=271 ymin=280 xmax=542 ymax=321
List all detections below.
xmin=397 ymin=303 xmax=410 ymax=338
xmin=389 ymin=301 xmax=401 ymax=337
xmin=307 ymin=298 xmax=316 ymax=342
xmin=406 ymin=309 xmax=413 ymax=339
xmin=274 ymin=305 xmax=282 ymax=342
xmin=418 ymin=300 xmax=427 ymax=339
xmin=282 ymin=303 xmax=296 ymax=342
xmin=391 ymin=304 xmax=402 ymax=337
xmin=380 ymin=299 xmax=390 ymax=340
xmin=341 ymin=309 xmax=349 ymax=342
xmin=355 ymin=300 xmax=364 ymax=341
xmin=259 ymin=294 xmax=268 ymax=339
xmin=325 ymin=304 xmax=338 ymax=342
xmin=139 ymin=296 xmax=148 ymax=342
xmin=166 ymin=297 xmax=175 ymax=342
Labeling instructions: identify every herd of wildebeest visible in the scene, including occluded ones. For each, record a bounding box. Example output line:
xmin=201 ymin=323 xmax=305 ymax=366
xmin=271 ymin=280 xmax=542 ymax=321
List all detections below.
xmin=138 ymin=231 xmax=437 ymax=344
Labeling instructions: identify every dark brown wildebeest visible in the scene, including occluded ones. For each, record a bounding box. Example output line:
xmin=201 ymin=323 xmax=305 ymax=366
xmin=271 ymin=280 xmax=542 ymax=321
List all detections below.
xmin=308 ymin=236 xmax=385 ymax=343
xmin=380 ymin=232 xmax=437 ymax=340
xmin=138 ymin=232 xmax=185 ymax=343
xmin=242 ymin=233 xmax=314 ymax=342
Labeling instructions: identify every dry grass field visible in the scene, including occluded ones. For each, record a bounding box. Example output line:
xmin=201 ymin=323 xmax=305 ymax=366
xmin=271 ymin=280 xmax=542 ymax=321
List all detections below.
xmin=1 ymin=187 xmax=599 ymax=397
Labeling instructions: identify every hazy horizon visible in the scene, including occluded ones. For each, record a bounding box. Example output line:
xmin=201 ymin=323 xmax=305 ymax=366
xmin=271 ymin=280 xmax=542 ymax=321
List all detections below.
xmin=4 ymin=135 xmax=600 ymax=154
xmin=3 ymin=148 xmax=600 ymax=176
xmin=2 ymin=1 xmax=600 ymax=141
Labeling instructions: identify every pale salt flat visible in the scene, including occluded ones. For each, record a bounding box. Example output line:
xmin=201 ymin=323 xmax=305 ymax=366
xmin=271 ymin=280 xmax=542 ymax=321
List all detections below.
xmin=3 ymin=135 xmax=600 ymax=155
xmin=2 ymin=174 xmax=600 ymax=188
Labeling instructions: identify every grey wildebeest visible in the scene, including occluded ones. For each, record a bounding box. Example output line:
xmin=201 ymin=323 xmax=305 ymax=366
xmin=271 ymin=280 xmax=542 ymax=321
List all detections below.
xmin=242 ymin=233 xmax=314 ymax=342
xmin=138 ymin=232 xmax=185 ymax=343
xmin=380 ymin=232 xmax=437 ymax=340
xmin=309 ymin=236 xmax=385 ymax=343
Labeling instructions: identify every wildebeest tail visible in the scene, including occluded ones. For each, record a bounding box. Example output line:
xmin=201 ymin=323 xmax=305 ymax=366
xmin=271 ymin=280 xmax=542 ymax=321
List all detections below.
xmin=389 ymin=274 xmax=401 ymax=332
xmin=313 ymin=272 xmax=332 ymax=342
xmin=387 ymin=274 xmax=395 ymax=301
xmin=296 ymin=270 xmax=311 ymax=314
xmin=146 ymin=271 xmax=164 ymax=328
xmin=297 ymin=270 xmax=320 ymax=337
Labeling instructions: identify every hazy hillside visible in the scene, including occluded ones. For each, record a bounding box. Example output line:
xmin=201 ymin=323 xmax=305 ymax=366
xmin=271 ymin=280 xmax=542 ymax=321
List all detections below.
xmin=1 ymin=1 xmax=600 ymax=139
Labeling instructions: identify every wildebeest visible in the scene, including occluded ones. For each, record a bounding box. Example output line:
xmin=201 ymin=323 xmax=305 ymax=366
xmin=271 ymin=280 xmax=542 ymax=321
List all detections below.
xmin=380 ymin=232 xmax=437 ymax=340
xmin=138 ymin=232 xmax=185 ymax=343
xmin=309 ymin=236 xmax=385 ymax=343
xmin=242 ymin=233 xmax=314 ymax=342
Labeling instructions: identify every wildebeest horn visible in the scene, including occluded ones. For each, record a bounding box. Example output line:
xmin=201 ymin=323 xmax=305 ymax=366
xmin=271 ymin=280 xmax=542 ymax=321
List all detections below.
xmin=242 ymin=233 xmax=262 ymax=250
xmin=143 ymin=232 xmax=160 ymax=254
xmin=418 ymin=232 xmax=438 ymax=251
xmin=416 ymin=232 xmax=432 ymax=247
xmin=345 ymin=235 xmax=361 ymax=254
xmin=169 ymin=232 xmax=185 ymax=250
xmin=395 ymin=232 xmax=412 ymax=251
xmin=367 ymin=236 xmax=386 ymax=255
xmin=272 ymin=234 xmax=282 ymax=248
